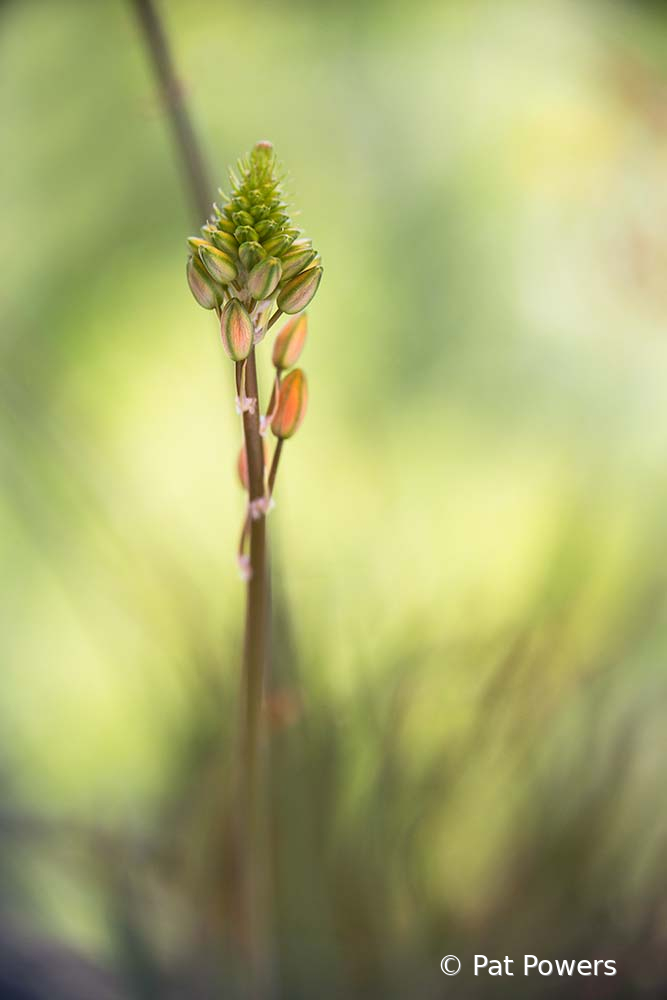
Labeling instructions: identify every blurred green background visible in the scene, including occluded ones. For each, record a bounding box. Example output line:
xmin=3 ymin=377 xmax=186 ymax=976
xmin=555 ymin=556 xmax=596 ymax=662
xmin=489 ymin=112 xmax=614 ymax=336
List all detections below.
xmin=2 ymin=0 xmax=667 ymax=996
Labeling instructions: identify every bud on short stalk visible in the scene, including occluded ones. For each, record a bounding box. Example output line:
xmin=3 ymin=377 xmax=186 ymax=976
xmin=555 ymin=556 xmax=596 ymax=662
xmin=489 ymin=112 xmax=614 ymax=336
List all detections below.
xmin=272 ymin=314 xmax=308 ymax=370
xmin=272 ymin=369 xmax=308 ymax=439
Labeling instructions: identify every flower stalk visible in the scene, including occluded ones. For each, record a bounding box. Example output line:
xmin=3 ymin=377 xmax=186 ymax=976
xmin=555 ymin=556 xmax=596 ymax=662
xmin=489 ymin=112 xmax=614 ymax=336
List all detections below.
xmin=185 ymin=141 xmax=322 ymax=979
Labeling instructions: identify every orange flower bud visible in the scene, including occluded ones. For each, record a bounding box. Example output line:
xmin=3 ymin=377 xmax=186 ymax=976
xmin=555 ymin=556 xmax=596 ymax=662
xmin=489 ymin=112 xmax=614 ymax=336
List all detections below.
xmin=272 ymin=314 xmax=308 ymax=371
xmin=271 ymin=369 xmax=308 ymax=439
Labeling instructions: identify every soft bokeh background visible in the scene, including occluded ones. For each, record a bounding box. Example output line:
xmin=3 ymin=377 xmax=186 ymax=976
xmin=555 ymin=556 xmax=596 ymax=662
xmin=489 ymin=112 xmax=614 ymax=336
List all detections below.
xmin=2 ymin=0 xmax=667 ymax=996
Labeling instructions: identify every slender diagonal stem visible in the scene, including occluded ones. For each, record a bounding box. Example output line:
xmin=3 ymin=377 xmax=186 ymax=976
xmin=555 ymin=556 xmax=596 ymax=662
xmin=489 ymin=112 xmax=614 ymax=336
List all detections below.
xmin=132 ymin=2 xmax=271 ymax=987
xmin=131 ymin=0 xmax=212 ymax=221
xmin=267 ymin=439 xmax=283 ymax=496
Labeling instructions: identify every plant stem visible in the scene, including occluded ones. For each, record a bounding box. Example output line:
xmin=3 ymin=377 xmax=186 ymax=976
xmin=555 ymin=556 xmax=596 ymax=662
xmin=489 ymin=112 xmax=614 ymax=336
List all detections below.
xmin=237 ymin=345 xmax=270 ymax=993
xmin=131 ymin=0 xmax=212 ymax=221
xmin=267 ymin=439 xmax=283 ymax=496
xmin=240 ymin=347 xmax=269 ymax=789
xmin=267 ymin=309 xmax=283 ymax=332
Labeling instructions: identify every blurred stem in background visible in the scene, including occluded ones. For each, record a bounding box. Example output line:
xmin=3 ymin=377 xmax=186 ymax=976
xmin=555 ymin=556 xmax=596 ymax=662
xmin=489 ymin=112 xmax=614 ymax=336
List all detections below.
xmin=130 ymin=0 xmax=270 ymax=992
xmin=131 ymin=0 xmax=211 ymax=221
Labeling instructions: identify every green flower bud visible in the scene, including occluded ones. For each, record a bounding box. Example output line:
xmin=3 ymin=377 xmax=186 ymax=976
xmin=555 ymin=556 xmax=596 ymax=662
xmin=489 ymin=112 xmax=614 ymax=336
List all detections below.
xmin=255 ymin=219 xmax=278 ymax=241
xmin=232 ymin=210 xmax=255 ymax=228
xmin=210 ymin=230 xmax=238 ymax=256
xmin=187 ymin=256 xmax=218 ymax=310
xmin=199 ymin=243 xmax=237 ymax=285
xmin=239 ymin=241 xmax=266 ymax=271
xmin=248 ymin=256 xmax=282 ymax=300
xmin=290 ymin=237 xmax=313 ymax=251
xmin=235 ymin=225 xmax=259 ymax=244
xmin=280 ymin=246 xmax=317 ymax=281
xmin=277 ymin=266 xmax=323 ymax=314
xmin=262 ymin=233 xmax=296 ymax=257
xmin=220 ymin=299 xmax=253 ymax=361
xmin=272 ymin=314 xmax=308 ymax=370
xmin=215 ymin=214 xmax=236 ymax=235
xmin=272 ymin=369 xmax=308 ymax=439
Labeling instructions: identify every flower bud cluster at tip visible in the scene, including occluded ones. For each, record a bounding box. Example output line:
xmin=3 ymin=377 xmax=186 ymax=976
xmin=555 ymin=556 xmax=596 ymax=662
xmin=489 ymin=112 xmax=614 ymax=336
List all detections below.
xmin=186 ymin=141 xmax=323 ymax=320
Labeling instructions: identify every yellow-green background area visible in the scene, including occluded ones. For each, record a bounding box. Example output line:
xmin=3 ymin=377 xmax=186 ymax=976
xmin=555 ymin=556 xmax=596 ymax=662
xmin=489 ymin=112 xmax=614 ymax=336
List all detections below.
xmin=2 ymin=0 xmax=667 ymax=993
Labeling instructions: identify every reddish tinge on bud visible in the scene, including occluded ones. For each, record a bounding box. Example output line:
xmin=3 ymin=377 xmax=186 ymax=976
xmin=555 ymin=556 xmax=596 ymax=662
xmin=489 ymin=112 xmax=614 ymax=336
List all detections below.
xmin=272 ymin=314 xmax=308 ymax=371
xmin=220 ymin=299 xmax=254 ymax=361
xmin=277 ymin=266 xmax=323 ymax=314
xmin=271 ymin=369 xmax=308 ymax=439
xmin=187 ymin=256 xmax=218 ymax=310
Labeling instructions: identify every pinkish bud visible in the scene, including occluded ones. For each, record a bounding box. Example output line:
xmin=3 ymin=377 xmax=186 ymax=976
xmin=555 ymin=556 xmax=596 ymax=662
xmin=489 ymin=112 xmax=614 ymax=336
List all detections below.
xmin=221 ymin=299 xmax=254 ymax=361
xmin=272 ymin=314 xmax=308 ymax=370
xmin=271 ymin=369 xmax=308 ymax=439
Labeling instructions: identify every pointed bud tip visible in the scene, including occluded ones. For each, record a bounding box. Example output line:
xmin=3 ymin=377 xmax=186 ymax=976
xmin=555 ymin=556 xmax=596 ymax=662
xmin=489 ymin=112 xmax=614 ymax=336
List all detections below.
xmin=272 ymin=314 xmax=308 ymax=370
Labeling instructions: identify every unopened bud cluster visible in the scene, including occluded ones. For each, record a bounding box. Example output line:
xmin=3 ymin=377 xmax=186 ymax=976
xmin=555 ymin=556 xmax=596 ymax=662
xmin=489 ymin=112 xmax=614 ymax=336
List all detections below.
xmin=187 ymin=141 xmax=322 ymax=341
xmin=186 ymin=142 xmax=322 ymax=577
